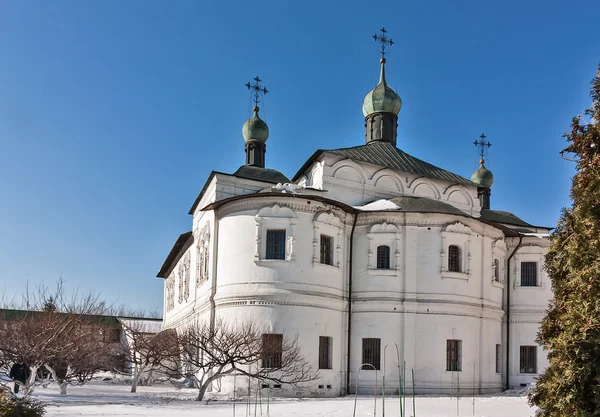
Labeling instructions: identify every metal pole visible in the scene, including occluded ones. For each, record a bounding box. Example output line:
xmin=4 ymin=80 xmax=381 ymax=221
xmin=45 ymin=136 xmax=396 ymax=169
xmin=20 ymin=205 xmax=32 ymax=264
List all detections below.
xmin=411 ymin=369 xmax=415 ymax=417
xmin=254 ymin=379 xmax=259 ymax=417
xmin=472 ymin=362 xmax=475 ymax=416
xmin=233 ymin=373 xmax=236 ymax=417
xmin=353 ymin=363 xmax=377 ymax=417
xmin=403 ymin=361 xmax=406 ymax=415
xmin=456 ymin=370 xmax=460 ymax=416
xmin=383 ymin=343 xmax=399 ymax=417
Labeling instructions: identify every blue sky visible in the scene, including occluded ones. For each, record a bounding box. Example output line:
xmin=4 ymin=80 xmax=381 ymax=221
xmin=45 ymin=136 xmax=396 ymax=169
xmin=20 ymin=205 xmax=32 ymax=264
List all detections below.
xmin=0 ymin=1 xmax=597 ymax=313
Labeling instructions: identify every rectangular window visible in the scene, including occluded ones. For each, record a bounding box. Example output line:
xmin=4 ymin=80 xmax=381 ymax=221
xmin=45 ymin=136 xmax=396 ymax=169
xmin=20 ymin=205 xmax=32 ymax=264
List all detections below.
xmin=495 ymin=344 xmax=501 ymax=373
xmin=448 ymin=245 xmax=462 ymax=272
xmin=521 ymin=262 xmax=537 ymax=286
xmin=318 ymin=336 xmax=332 ymax=369
xmin=266 ymin=230 xmax=286 ymax=260
xmin=262 ymin=334 xmax=283 ymax=368
xmin=376 ymin=245 xmax=391 ymax=269
xmin=320 ymin=235 xmax=333 ymax=266
xmin=446 ymin=339 xmax=462 ymax=371
xmin=362 ymin=338 xmax=381 ymax=370
xmin=520 ymin=346 xmax=537 ymax=374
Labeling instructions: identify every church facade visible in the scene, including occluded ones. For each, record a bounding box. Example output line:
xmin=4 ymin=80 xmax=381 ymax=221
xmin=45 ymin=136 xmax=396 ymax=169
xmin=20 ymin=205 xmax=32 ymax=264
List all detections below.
xmin=157 ymin=52 xmax=552 ymax=396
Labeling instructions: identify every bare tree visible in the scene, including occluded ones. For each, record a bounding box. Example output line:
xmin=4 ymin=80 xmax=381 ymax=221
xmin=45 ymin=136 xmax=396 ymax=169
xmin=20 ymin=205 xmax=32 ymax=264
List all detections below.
xmin=119 ymin=320 xmax=180 ymax=393
xmin=169 ymin=319 xmax=317 ymax=401
xmin=0 ymin=279 xmax=119 ymax=395
xmin=44 ymin=316 xmax=120 ymax=395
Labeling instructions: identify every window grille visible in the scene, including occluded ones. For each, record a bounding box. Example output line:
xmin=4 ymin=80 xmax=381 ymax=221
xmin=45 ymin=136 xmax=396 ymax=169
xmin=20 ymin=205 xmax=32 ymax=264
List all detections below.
xmin=318 ymin=336 xmax=332 ymax=369
xmin=446 ymin=339 xmax=462 ymax=371
xmin=520 ymin=346 xmax=537 ymax=373
xmin=362 ymin=338 xmax=381 ymax=370
xmin=261 ymin=334 xmax=283 ymax=368
xmin=320 ymin=235 xmax=333 ymax=265
xmin=376 ymin=245 xmax=391 ymax=269
xmin=266 ymin=230 xmax=286 ymax=260
xmin=521 ymin=262 xmax=537 ymax=286
xmin=448 ymin=245 xmax=462 ymax=272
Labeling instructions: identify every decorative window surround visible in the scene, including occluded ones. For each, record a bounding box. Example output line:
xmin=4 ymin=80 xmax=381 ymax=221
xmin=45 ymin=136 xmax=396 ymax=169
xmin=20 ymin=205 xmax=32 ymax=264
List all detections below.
xmin=183 ymin=252 xmax=190 ymax=302
xmin=166 ymin=272 xmax=175 ymax=312
xmin=254 ymin=205 xmax=298 ymax=263
xmin=312 ymin=211 xmax=343 ymax=269
xmin=491 ymin=239 xmax=507 ymax=288
xmin=196 ymin=222 xmax=211 ymax=287
xmin=441 ymin=222 xmax=471 ymax=280
xmin=367 ymin=222 xmax=401 ymax=276
xmin=513 ymin=252 xmax=544 ymax=288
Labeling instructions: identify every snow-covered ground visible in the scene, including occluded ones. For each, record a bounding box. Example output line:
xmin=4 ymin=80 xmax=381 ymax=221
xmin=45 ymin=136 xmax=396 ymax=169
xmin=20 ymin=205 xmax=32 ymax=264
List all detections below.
xmin=25 ymin=381 xmax=538 ymax=417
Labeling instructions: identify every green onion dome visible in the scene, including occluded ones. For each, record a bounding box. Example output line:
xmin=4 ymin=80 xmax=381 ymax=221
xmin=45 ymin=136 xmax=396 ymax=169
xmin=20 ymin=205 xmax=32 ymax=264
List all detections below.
xmin=471 ymin=159 xmax=494 ymax=188
xmin=362 ymin=58 xmax=402 ymax=117
xmin=242 ymin=106 xmax=269 ymax=143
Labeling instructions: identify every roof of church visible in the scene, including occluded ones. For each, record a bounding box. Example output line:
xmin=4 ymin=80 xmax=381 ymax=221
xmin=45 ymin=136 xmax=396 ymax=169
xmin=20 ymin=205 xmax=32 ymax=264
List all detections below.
xmin=385 ymin=196 xmax=466 ymax=215
xmin=188 ymin=167 xmax=291 ymax=215
xmin=479 ymin=209 xmax=535 ymax=228
xmin=292 ymin=141 xmax=474 ymax=185
xmin=232 ymin=165 xmax=290 ymax=184
xmin=157 ymin=231 xmax=193 ymax=278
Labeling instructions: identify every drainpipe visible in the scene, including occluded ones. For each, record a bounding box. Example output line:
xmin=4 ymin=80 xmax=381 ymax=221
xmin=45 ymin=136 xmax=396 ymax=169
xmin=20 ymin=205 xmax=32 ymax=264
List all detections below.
xmin=209 ymin=213 xmax=220 ymax=332
xmin=346 ymin=210 xmax=359 ymax=396
xmin=505 ymin=235 xmax=523 ymax=391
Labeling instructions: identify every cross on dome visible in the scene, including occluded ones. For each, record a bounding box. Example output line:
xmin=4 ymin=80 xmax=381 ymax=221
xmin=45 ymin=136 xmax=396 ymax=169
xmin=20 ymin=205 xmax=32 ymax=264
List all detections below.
xmin=245 ymin=76 xmax=268 ymax=106
xmin=373 ymin=27 xmax=394 ymax=60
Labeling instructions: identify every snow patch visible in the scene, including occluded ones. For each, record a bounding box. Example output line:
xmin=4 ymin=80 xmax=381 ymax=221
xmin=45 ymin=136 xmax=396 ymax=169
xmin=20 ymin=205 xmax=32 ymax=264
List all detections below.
xmin=354 ymin=199 xmax=400 ymax=211
xmin=270 ymin=183 xmax=324 ymax=194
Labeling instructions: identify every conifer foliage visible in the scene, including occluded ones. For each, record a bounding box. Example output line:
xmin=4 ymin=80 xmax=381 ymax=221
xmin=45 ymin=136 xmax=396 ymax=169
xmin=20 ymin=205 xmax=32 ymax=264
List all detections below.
xmin=529 ymin=65 xmax=600 ymax=416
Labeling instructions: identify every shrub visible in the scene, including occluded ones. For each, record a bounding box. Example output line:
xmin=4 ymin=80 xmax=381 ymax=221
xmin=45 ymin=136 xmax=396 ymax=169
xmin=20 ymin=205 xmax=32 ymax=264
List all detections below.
xmin=0 ymin=389 xmax=46 ymax=417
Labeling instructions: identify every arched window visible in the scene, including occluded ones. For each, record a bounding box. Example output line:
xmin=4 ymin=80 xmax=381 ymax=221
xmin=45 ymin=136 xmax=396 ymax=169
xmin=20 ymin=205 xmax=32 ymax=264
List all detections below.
xmin=448 ymin=245 xmax=462 ymax=272
xmin=376 ymin=245 xmax=390 ymax=269
xmin=494 ymin=259 xmax=500 ymax=282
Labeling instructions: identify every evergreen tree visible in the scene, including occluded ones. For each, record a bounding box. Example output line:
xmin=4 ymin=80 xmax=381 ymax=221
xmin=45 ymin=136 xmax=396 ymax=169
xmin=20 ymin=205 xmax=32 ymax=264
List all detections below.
xmin=529 ymin=65 xmax=600 ymax=416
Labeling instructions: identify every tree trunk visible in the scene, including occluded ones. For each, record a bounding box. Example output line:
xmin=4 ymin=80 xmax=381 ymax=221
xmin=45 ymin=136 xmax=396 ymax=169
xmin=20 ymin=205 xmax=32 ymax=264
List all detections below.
xmin=23 ymin=365 xmax=39 ymax=396
xmin=131 ymin=364 xmax=146 ymax=393
xmin=196 ymin=383 xmax=209 ymax=401
xmin=59 ymin=381 xmax=68 ymax=395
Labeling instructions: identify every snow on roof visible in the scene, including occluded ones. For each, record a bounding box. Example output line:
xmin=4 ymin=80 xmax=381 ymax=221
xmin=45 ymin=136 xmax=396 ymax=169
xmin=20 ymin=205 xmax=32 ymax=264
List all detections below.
xmin=269 ymin=183 xmax=324 ymax=194
xmin=521 ymin=232 xmax=551 ymax=239
xmin=117 ymin=318 xmax=163 ymax=334
xmin=354 ymin=199 xmax=400 ymax=211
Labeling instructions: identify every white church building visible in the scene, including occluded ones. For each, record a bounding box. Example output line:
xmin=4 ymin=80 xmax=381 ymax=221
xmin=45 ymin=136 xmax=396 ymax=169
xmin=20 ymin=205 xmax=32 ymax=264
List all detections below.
xmin=158 ymin=44 xmax=552 ymax=396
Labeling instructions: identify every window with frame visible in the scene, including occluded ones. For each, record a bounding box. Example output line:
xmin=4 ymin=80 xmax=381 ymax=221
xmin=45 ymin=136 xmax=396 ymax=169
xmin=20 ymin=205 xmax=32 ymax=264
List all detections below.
xmin=520 ymin=346 xmax=537 ymax=373
xmin=494 ymin=259 xmax=500 ymax=282
xmin=262 ymin=334 xmax=283 ymax=368
xmin=318 ymin=336 xmax=332 ymax=369
xmin=362 ymin=338 xmax=381 ymax=370
xmin=266 ymin=230 xmax=286 ymax=260
xmin=376 ymin=245 xmax=391 ymax=269
xmin=521 ymin=262 xmax=537 ymax=286
xmin=320 ymin=235 xmax=333 ymax=266
xmin=446 ymin=339 xmax=462 ymax=371
xmin=495 ymin=344 xmax=502 ymax=373
xmin=448 ymin=245 xmax=462 ymax=272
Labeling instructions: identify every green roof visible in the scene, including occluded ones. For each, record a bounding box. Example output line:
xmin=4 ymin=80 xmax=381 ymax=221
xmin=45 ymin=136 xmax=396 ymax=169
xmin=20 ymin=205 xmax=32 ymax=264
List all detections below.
xmin=293 ymin=142 xmax=474 ymax=185
xmin=386 ymin=196 xmax=467 ymax=215
xmin=479 ymin=209 xmax=535 ymax=228
xmin=232 ymin=165 xmax=290 ymax=184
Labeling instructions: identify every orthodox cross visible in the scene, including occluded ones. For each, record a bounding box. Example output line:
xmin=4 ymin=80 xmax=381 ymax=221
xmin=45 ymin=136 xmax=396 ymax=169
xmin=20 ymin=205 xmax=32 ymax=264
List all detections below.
xmin=373 ymin=27 xmax=394 ymax=59
xmin=245 ymin=76 xmax=268 ymax=106
xmin=473 ymin=133 xmax=492 ymax=159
